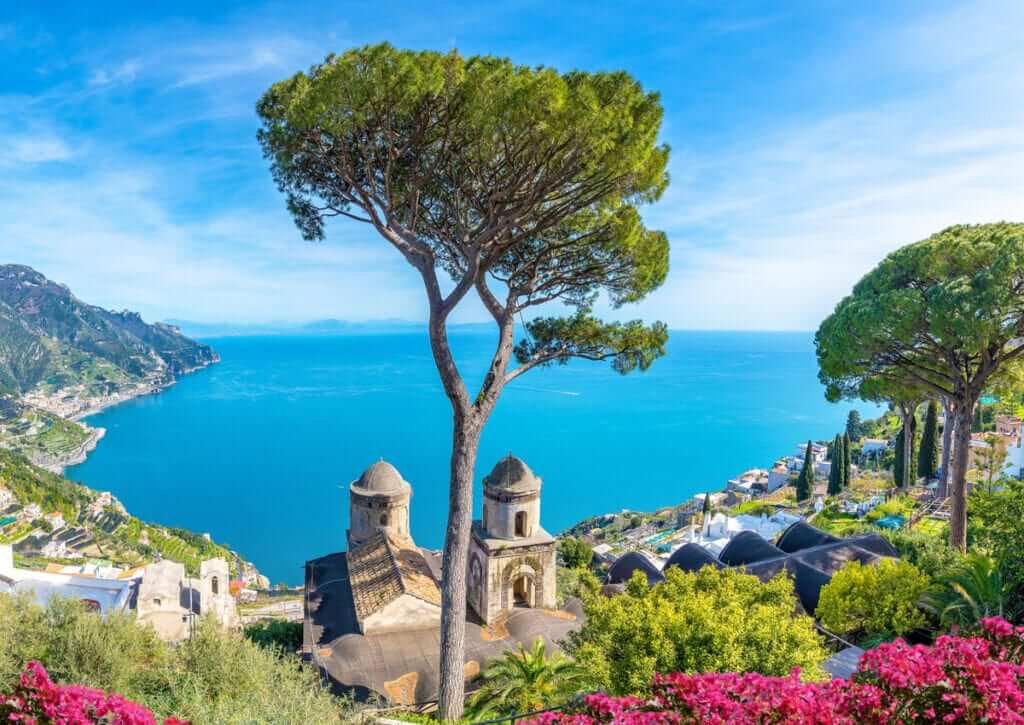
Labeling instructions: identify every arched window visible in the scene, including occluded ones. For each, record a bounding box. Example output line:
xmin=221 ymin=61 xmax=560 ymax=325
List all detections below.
xmin=515 ymin=511 xmax=527 ymax=537
xmin=482 ymin=505 xmax=488 ymax=532
xmin=211 ymin=576 xmax=219 ymax=595
xmin=379 ymin=513 xmax=389 ymax=526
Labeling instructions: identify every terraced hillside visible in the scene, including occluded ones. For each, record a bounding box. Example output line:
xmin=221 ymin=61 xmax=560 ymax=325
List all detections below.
xmin=0 ymin=448 xmax=265 ymax=583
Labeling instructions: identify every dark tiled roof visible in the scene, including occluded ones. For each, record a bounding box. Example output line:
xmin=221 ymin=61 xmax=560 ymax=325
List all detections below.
xmin=347 ymin=532 xmax=440 ymax=623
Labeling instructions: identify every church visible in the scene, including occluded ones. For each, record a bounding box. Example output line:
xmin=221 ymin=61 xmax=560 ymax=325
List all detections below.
xmin=303 ymin=454 xmax=573 ymax=704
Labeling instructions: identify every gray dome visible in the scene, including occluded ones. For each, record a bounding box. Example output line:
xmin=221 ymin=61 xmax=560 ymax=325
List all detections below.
xmin=352 ymin=461 xmax=410 ymax=495
xmin=484 ymin=455 xmax=540 ymax=494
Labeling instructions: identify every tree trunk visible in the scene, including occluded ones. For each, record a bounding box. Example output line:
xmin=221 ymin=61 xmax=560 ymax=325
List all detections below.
xmin=940 ymin=398 xmax=954 ymax=498
xmin=437 ymin=413 xmax=482 ymax=721
xmin=432 ymin=303 xmax=515 ymax=721
xmin=948 ymin=399 xmax=974 ymax=553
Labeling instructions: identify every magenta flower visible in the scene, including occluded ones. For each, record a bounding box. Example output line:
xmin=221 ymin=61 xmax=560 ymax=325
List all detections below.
xmin=526 ymin=618 xmax=1024 ymax=724
xmin=1 ymin=662 xmax=187 ymax=724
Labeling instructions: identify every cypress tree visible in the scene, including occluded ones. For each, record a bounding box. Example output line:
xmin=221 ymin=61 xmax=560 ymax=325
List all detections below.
xmin=842 ymin=432 xmax=852 ymax=488
xmin=894 ymin=419 xmax=919 ymax=488
xmin=827 ymin=434 xmax=842 ymax=495
xmin=795 ymin=439 xmax=815 ymax=501
xmin=918 ymin=400 xmax=940 ymax=480
xmin=846 ymin=410 xmax=863 ymax=442
xmin=701 ymin=491 xmax=712 ymax=520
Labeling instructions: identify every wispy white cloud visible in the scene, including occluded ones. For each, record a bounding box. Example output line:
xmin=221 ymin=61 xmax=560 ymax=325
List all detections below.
xmin=624 ymin=1 xmax=1024 ymax=330
xmin=0 ymin=130 xmax=73 ymax=166
xmin=89 ymin=59 xmax=142 ymax=87
xmin=3 ymin=1 xmax=1023 ymax=330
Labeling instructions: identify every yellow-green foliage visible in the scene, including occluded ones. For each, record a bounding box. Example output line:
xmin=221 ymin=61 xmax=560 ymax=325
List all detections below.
xmin=0 ymin=594 xmax=346 ymax=724
xmin=0 ymin=448 xmax=86 ymax=522
xmin=567 ymin=566 xmax=828 ymax=696
xmin=816 ymin=559 xmax=930 ymax=638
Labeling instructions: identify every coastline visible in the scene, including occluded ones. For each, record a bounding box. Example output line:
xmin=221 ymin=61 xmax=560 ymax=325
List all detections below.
xmin=34 ymin=355 xmax=220 ymax=474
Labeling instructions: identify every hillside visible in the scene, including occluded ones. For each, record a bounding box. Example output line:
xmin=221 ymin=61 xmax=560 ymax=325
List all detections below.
xmin=0 ymin=264 xmax=217 ymax=470
xmin=0 ymin=447 xmax=265 ymax=583
xmin=0 ymin=264 xmax=217 ymax=401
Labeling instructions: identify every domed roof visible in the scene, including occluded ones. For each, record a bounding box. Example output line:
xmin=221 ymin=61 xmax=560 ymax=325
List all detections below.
xmin=718 ymin=530 xmax=785 ymax=567
xmin=483 ymin=454 xmax=540 ymax=494
xmin=351 ymin=460 xmax=410 ymax=495
xmin=606 ymin=552 xmax=665 ymax=586
xmin=663 ymin=543 xmax=723 ymax=574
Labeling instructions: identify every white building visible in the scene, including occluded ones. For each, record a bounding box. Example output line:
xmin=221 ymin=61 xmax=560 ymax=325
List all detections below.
xmin=0 ymin=544 xmax=136 ymax=614
xmin=673 ymin=511 xmax=802 ymax=559
xmin=861 ymin=439 xmax=888 ymax=456
xmin=727 ymin=469 xmax=769 ymax=495
xmin=18 ymin=503 xmax=42 ymax=523
xmin=0 ymin=487 xmax=13 ymax=510
xmin=797 ymin=442 xmax=828 ymax=464
xmin=767 ymin=464 xmax=791 ymax=492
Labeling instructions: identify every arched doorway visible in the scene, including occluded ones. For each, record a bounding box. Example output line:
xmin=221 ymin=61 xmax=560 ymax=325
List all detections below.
xmin=512 ymin=574 xmax=534 ymax=607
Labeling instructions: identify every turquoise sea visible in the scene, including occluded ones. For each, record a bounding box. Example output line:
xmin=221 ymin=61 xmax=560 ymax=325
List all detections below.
xmin=67 ymin=331 xmax=878 ymax=585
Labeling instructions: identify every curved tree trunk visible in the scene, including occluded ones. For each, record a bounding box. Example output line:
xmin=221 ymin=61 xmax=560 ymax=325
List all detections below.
xmin=940 ymin=398 xmax=954 ymax=498
xmin=437 ymin=413 xmax=482 ymax=720
xmin=948 ymin=399 xmax=974 ymax=553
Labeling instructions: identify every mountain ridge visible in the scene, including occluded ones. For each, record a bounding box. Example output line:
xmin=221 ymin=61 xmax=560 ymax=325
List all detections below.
xmin=0 ymin=264 xmax=217 ymax=470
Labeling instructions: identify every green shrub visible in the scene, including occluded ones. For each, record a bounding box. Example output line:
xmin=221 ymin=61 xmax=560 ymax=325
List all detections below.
xmin=816 ymin=559 xmax=930 ymax=639
xmin=881 ymin=528 xmax=963 ymax=580
xmin=0 ymin=594 xmax=346 ymax=723
xmin=567 ymin=566 xmax=828 ymax=696
xmin=558 ymin=537 xmax=593 ymax=569
xmin=244 ymin=620 xmax=303 ymax=653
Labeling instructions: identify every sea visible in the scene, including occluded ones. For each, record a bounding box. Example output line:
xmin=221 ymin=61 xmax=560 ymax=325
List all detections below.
xmin=67 ymin=331 xmax=880 ymax=585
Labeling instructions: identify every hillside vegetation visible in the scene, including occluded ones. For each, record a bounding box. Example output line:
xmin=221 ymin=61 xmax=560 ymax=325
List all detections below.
xmin=0 ymin=594 xmax=347 ymax=724
xmin=0 ymin=448 xmax=258 ymax=579
xmin=0 ymin=264 xmax=216 ymax=395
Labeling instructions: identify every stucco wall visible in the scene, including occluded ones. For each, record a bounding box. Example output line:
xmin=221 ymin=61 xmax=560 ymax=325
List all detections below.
xmin=483 ymin=492 xmax=540 ymax=540
xmin=468 ymin=536 xmax=557 ymax=624
xmin=364 ymin=594 xmax=441 ymax=634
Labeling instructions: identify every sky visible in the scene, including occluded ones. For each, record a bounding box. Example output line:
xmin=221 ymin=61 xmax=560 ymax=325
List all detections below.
xmin=2 ymin=0 xmax=1023 ymax=330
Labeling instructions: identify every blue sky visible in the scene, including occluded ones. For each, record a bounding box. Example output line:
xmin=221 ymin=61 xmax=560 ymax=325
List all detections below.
xmin=2 ymin=1 xmax=1022 ymax=330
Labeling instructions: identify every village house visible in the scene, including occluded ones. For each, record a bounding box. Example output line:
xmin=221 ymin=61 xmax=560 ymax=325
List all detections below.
xmin=0 ymin=542 xmax=238 ymax=640
xmin=0 ymin=486 xmax=13 ymax=511
xmin=17 ymin=503 xmax=42 ymax=523
xmin=860 ymin=438 xmax=888 ymax=456
xmin=672 ymin=510 xmax=802 ymax=559
xmin=726 ymin=468 xmax=770 ymax=495
xmin=797 ymin=442 xmax=828 ymax=463
xmin=767 ymin=463 xmax=791 ymax=492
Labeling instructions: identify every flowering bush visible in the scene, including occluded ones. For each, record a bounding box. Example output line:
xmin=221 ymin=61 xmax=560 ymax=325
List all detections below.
xmin=0 ymin=661 xmax=187 ymax=724
xmin=529 ymin=617 xmax=1024 ymax=723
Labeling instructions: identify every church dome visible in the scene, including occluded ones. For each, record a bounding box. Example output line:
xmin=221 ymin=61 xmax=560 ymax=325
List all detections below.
xmin=484 ymin=455 xmax=540 ymax=494
xmin=351 ymin=460 xmax=410 ymax=495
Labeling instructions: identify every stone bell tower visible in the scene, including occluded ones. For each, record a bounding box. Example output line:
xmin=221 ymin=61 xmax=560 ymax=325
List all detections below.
xmin=347 ymin=460 xmax=413 ymax=549
xmin=467 ymin=454 xmax=557 ymax=624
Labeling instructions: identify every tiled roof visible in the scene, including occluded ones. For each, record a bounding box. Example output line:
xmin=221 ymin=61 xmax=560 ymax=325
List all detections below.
xmin=347 ymin=532 xmax=441 ymax=622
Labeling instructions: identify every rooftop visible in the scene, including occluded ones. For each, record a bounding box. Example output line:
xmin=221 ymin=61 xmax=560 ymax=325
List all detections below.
xmin=347 ymin=531 xmax=440 ymax=622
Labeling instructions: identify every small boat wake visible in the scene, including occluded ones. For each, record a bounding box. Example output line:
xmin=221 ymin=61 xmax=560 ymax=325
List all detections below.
xmin=513 ymin=385 xmax=581 ymax=397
